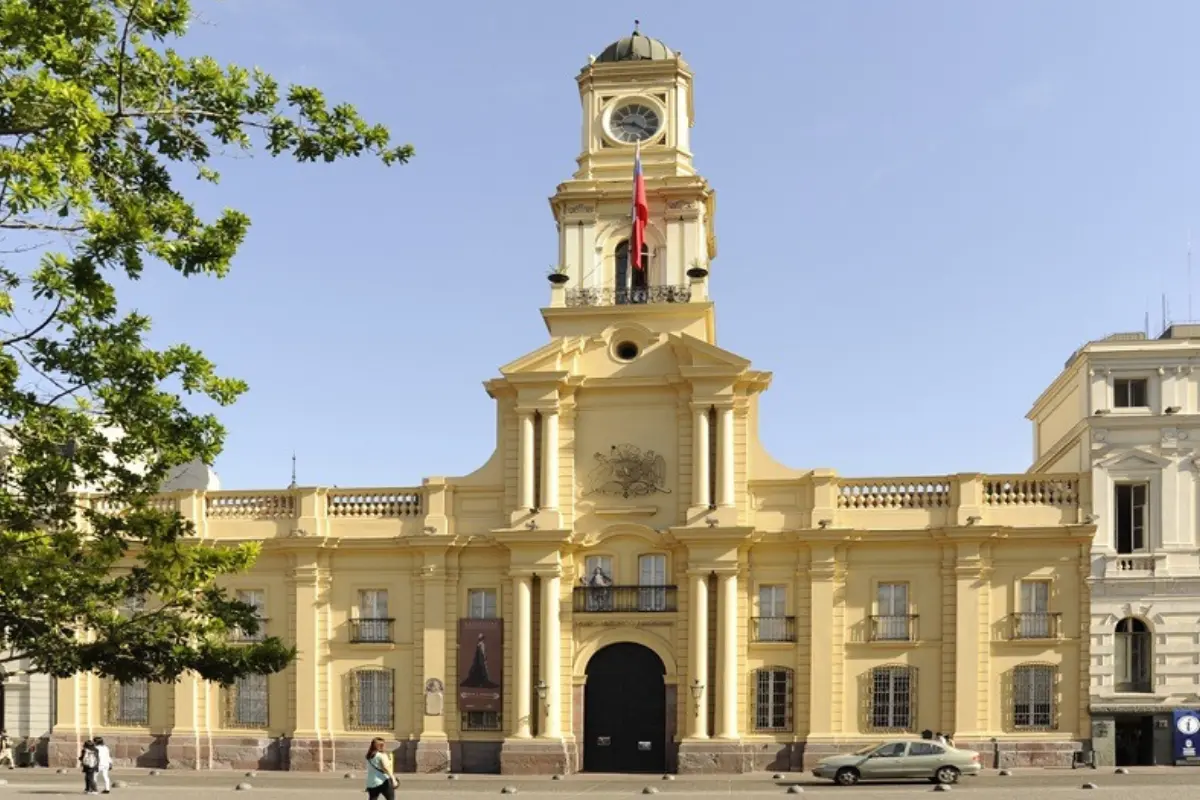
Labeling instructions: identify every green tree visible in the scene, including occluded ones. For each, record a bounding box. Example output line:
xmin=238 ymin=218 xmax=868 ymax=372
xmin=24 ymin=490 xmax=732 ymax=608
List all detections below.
xmin=0 ymin=0 xmax=411 ymax=684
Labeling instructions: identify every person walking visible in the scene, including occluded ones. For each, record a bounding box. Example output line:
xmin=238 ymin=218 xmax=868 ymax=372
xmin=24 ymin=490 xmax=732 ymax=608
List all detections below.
xmin=93 ymin=737 xmax=112 ymax=793
xmin=0 ymin=730 xmax=14 ymax=769
xmin=79 ymin=740 xmax=99 ymax=795
xmin=364 ymin=737 xmax=396 ymax=800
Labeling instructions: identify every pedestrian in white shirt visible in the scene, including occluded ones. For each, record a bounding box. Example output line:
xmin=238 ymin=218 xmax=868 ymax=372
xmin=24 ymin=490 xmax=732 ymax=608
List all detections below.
xmin=92 ymin=737 xmax=113 ymax=794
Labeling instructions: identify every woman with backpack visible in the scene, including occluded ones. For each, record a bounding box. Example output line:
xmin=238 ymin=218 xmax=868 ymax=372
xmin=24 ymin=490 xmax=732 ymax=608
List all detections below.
xmin=79 ymin=740 xmax=99 ymax=795
xmin=364 ymin=738 xmax=396 ymax=800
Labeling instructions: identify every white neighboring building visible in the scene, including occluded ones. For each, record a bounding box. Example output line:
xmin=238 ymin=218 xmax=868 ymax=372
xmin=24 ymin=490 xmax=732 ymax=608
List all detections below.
xmin=1028 ymin=324 xmax=1200 ymax=768
xmin=1 ymin=459 xmax=219 ymax=764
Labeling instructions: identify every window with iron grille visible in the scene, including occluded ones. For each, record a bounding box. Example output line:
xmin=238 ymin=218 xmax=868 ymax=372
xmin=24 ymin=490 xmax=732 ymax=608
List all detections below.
xmin=868 ymin=665 xmax=915 ymax=731
xmin=461 ymin=711 xmax=502 ymax=731
xmin=234 ymin=589 xmax=268 ymax=642
xmin=467 ymin=588 xmax=498 ymax=619
xmin=1012 ymin=664 xmax=1056 ymax=730
xmin=108 ymin=680 xmax=149 ymax=726
xmin=753 ymin=668 xmax=793 ymax=732
xmin=348 ymin=668 xmax=394 ymax=731
xmin=226 ymin=674 xmax=269 ymax=728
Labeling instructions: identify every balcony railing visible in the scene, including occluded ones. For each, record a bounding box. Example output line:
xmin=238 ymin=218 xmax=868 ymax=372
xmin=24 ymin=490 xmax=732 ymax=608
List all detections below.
xmin=751 ymin=616 xmax=796 ymax=643
xmin=350 ymin=618 xmax=395 ymax=643
xmin=572 ymin=585 xmax=678 ymax=613
xmin=869 ymin=614 xmax=918 ymax=642
xmin=1011 ymin=612 xmax=1061 ymax=640
xmin=229 ymin=619 xmax=269 ymax=643
xmin=565 ymin=285 xmax=692 ymax=308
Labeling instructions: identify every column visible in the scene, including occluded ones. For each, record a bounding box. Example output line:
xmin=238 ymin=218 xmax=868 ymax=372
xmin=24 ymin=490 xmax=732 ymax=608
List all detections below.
xmin=687 ymin=571 xmax=709 ymax=738
xmin=539 ymin=572 xmax=562 ymax=738
xmin=716 ymin=571 xmax=739 ymax=739
xmin=540 ymin=411 xmax=559 ymax=510
xmin=716 ymin=405 xmax=735 ymax=508
xmin=512 ymin=574 xmax=533 ymax=738
xmin=692 ymin=406 xmax=710 ymax=508
xmin=517 ymin=411 xmax=535 ymax=511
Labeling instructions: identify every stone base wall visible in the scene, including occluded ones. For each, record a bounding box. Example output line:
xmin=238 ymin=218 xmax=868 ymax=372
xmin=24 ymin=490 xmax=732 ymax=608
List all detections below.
xmin=48 ymin=733 xmax=1082 ymax=773
xmin=499 ymin=739 xmax=570 ymax=775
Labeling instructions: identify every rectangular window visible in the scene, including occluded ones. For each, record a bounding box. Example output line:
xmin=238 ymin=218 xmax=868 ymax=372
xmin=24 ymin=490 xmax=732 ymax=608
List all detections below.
xmin=351 ymin=669 xmax=394 ymax=730
xmin=1018 ymin=580 xmax=1051 ymax=638
xmin=583 ymin=555 xmax=614 ymax=612
xmin=234 ymin=589 xmax=267 ymax=642
xmin=461 ymin=711 xmax=502 ymax=731
xmin=1113 ymin=378 xmax=1149 ymax=408
xmin=638 ymin=553 xmax=667 ymax=611
xmin=112 ymin=681 xmax=149 ymax=726
xmin=753 ymin=668 xmax=793 ymax=732
xmin=875 ymin=582 xmax=910 ymax=640
xmin=869 ymin=666 xmax=914 ymax=730
xmin=467 ymin=588 xmax=498 ymax=619
xmin=230 ymin=674 xmax=269 ymax=728
xmin=757 ymin=585 xmax=789 ymax=642
xmin=1012 ymin=665 xmax=1055 ymax=729
xmin=356 ymin=589 xmax=391 ymax=642
xmin=1114 ymin=483 xmax=1148 ymax=554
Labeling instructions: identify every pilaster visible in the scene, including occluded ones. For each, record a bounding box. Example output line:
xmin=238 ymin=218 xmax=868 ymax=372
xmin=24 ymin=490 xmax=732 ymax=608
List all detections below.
xmin=415 ymin=549 xmax=451 ymax=773
xmin=952 ymin=542 xmax=988 ymax=737
xmin=287 ymin=548 xmax=332 ymax=771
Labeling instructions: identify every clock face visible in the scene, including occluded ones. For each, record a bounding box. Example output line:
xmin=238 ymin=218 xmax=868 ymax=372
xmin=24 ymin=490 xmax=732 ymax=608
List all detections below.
xmin=609 ymin=103 xmax=661 ymax=143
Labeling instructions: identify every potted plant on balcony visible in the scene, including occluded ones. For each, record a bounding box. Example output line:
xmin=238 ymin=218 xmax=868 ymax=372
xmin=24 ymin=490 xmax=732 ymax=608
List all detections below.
xmin=686 ymin=258 xmax=709 ymax=279
xmin=547 ymin=264 xmax=570 ymax=285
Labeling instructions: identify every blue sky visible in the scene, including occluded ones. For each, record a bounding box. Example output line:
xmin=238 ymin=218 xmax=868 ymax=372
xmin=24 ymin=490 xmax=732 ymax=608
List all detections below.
xmin=127 ymin=0 xmax=1200 ymax=489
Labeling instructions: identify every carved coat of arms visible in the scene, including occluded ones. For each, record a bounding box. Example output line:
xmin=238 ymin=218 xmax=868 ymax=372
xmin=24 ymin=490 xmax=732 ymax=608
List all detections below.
xmin=583 ymin=444 xmax=671 ymax=498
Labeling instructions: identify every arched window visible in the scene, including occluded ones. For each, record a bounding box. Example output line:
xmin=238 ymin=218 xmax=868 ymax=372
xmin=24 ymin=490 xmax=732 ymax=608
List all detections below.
xmin=614 ymin=239 xmax=650 ymax=303
xmin=867 ymin=665 xmax=916 ymax=731
xmin=752 ymin=666 xmax=793 ymax=732
xmin=1114 ymin=617 xmax=1152 ymax=693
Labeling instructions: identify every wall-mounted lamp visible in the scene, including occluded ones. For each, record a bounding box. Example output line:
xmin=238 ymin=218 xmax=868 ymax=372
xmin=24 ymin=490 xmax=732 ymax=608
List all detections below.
xmin=690 ymin=679 xmax=705 ymax=716
xmin=817 ymin=519 xmax=832 ymax=529
xmin=534 ymin=679 xmax=549 ymax=711
xmin=966 ymin=515 xmax=982 ymax=526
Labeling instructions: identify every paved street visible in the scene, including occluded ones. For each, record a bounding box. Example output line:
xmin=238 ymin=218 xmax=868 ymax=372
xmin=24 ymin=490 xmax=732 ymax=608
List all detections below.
xmin=2 ymin=768 xmax=1200 ymax=798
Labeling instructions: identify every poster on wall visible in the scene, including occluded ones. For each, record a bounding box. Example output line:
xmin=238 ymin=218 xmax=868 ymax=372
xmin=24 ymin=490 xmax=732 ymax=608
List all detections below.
xmin=458 ymin=618 xmax=503 ymax=712
xmin=1174 ymin=709 xmax=1200 ymax=765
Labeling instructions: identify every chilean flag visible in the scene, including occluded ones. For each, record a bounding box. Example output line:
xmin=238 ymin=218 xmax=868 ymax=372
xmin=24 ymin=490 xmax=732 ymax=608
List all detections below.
xmin=631 ymin=143 xmax=649 ymax=270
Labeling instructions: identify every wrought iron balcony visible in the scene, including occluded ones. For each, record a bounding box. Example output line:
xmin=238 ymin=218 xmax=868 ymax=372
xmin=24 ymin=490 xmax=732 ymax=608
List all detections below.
xmin=572 ymin=585 xmax=678 ymax=613
xmin=751 ymin=616 xmax=796 ymax=643
xmin=565 ymin=285 xmax=691 ymax=307
xmin=350 ymin=617 xmax=395 ymax=643
xmin=869 ymin=614 xmax=918 ymax=642
xmin=1011 ymin=612 xmax=1061 ymax=640
xmin=229 ymin=619 xmax=269 ymax=643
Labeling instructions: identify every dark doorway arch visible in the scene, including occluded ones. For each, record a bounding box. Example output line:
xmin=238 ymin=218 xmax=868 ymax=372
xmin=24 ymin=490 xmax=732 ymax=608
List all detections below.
xmin=583 ymin=642 xmax=666 ymax=773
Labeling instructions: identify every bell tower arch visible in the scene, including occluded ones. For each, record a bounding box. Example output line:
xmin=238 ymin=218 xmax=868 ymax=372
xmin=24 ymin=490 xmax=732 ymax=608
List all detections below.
xmin=547 ymin=24 xmax=717 ymax=321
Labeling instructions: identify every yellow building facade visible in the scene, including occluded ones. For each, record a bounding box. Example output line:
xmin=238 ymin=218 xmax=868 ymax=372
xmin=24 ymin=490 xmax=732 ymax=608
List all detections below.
xmin=51 ymin=29 xmax=1095 ymax=774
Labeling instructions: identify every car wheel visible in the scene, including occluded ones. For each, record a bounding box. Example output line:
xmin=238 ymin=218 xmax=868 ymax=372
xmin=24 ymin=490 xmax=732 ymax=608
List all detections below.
xmin=834 ymin=767 xmax=860 ymax=786
xmin=934 ymin=766 xmax=961 ymax=785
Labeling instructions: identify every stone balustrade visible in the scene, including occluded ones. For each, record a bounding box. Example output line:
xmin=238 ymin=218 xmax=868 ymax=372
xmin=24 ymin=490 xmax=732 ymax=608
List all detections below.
xmin=81 ymin=486 xmax=431 ymax=539
xmin=753 ymin=471 xmax=1089 ymax=531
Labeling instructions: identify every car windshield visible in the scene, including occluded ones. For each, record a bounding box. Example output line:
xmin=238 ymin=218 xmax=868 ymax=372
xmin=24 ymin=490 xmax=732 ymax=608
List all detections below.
xmin=853 ymin=743 xmax=883 ymax=755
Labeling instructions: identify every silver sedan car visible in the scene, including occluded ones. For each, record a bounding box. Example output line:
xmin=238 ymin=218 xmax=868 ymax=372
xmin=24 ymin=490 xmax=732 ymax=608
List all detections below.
xmin=811 ymin=739 xmax=983 ymax=786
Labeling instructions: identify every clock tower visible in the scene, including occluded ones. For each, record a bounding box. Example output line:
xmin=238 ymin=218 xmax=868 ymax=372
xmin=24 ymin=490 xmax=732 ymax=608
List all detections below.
xmin=546 ymin=25 xmax=718 ymax=336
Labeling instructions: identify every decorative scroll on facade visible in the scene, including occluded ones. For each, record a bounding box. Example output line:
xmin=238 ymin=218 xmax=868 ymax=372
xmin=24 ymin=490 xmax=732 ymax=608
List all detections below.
xmin=583 ymin=444 xmax=671 ymax=498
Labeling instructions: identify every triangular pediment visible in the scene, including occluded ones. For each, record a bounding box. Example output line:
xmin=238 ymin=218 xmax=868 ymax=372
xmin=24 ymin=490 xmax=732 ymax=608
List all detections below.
xmin=493 ymin=330 xmax=756 ymax=387
xmin=1096 ymin=449 xmax=1171 ymax=470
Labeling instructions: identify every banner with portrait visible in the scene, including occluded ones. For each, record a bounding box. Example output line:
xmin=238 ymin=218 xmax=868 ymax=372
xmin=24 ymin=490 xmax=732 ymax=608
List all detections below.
xmin=457 ymin=618 xmax=503 ymax=712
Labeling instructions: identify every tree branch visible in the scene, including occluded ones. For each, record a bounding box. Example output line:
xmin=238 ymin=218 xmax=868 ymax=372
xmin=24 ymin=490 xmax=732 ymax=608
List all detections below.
xmin=1 ymin=297 xmax=63 ymax=347
xmin=0 ymin=222 xmax=86 ymax=233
